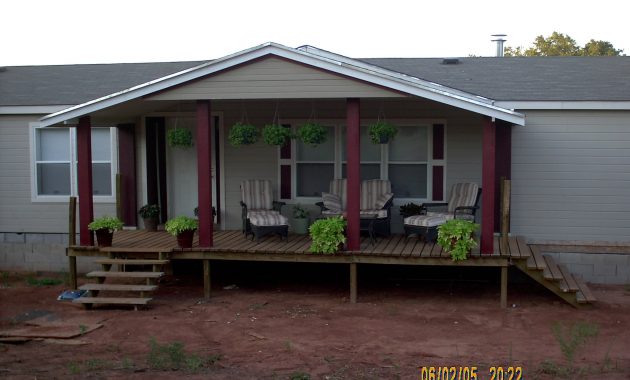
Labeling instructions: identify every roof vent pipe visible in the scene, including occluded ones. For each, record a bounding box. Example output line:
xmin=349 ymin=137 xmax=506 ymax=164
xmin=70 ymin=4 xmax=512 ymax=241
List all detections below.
xmin=491 ymin=34 xmax=507 ymax=57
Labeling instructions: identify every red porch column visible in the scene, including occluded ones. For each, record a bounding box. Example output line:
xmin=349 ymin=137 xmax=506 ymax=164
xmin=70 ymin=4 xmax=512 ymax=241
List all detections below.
xmin=196 ymin=100 xmax=213 ymax=247
xmin=77 ymin=116 xmax=94 ymax=246
xmin=346 ymin=98 xmax=360 ymax=250
xmin=481 ymin=117 xmax=497 ymax=254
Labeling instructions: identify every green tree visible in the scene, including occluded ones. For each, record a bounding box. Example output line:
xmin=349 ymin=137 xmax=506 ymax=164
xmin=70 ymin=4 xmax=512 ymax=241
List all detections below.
xmin=504 ymin=32 xmax=624 ymax=56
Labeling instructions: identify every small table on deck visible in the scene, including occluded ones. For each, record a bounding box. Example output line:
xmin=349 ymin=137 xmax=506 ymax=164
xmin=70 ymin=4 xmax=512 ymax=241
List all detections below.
xmin=359 ymin=214 xmax=378 ymax=246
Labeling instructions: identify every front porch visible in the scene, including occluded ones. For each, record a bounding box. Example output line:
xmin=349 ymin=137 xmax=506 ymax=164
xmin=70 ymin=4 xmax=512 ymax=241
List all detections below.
xmin=67 ymin=230 xmax=596 ymax=309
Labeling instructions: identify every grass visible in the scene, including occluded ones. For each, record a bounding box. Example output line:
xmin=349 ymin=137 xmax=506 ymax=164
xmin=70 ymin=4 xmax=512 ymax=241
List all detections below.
xmin=147 ymin=337 xmax=221 ymax=372
xmin=26 ymin=276 xmax=63 ymax=287
xmin=1 ymin=272 xmax=9 ymax=288
xmin=289 ymin=372 xmax=311 ymax=380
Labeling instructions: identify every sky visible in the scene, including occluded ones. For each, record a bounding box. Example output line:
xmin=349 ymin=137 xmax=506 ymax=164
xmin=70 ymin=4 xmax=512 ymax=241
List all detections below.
xmin=1 ymin=0 xmax=628 ymax=66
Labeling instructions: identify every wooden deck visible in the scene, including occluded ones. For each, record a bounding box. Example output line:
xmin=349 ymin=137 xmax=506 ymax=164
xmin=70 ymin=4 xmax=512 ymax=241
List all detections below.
xmin=67 ymin=230 xmax=594 ymax=308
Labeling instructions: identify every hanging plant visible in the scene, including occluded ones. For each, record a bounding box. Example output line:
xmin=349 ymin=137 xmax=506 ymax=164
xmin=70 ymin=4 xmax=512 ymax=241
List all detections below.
xmin=367 ymin=121 xmax=397 ymax=144
xmin=167 ymin=128 xmax=193 ymax=148
xmin=297 ymin=122 xmax=327 ymax=146
xmin=262 ymin=124 xmax=292 ymax=146
xmin=228 ymin=122 xmax=259 ymax=146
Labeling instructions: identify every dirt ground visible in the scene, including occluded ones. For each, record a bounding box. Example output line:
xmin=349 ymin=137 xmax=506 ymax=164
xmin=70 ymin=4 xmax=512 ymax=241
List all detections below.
xmin=1 ymin=263 xmax=629 ymax=379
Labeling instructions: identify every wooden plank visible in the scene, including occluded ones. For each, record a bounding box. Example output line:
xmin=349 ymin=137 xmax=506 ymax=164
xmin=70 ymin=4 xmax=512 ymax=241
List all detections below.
xmin=86 ymin=271 xmax=164 ymax=279
xmin=409 ymin=240 xmax=426 ymax=257
xmin=530 ymin=245 xmax=547 ymax=271
xmin=72 ymin=297 xmax=152 ymax=305
xmin=79 ymin=284 xmax=157 ymax=292
xmin=378 ymin=235 xmax=403 ymax=256
xmin=543 ymin=255 xmax=563 ymax=281
xmin=203 ymin=259 xmax=211 ymax=299
xmin=420 ymin=242 xmax=433 ymax=257
xmin=516 ymin=236 xmax=531 ymax=258
xmin=370 ymin=234 xmax=395 ymax=256
xmin=500 ymin=266 xmax=508 ymax=308
xmin=508 ymin=237 xmax=520 ymax=259
xmin=400 ymin=238 xmax=418 ymax=256
xmin=94 ymin=259 xmax=169 ymax=265
xmin=391 ymin=236 xmax=409 ymax=256
xmin=430 ymin=242 xmax=443 ymax=257
xmin=493 ymin=236 xmax=501 ymax=256
xmin=558 ymin=264 xmax=580 ymax=292
xmin=574 ymin=276 xmax=597 ymax=302
xmin=349 ymin=263 xmax=357 ymax=303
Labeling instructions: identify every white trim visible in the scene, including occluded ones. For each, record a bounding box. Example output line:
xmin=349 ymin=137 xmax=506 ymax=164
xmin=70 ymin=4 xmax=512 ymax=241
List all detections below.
xmin=494 ymin=100 xmax=630 ymax=110
xmin=39 ymin=42 xmax=525 ymax=127
xmin=0 ymin=105 xmax=75 ymax=115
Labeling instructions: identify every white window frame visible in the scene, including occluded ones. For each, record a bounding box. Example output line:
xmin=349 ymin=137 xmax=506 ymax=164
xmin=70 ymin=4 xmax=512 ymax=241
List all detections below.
xmin=30 ymin=122 xmax=118 ymax=203
xmin=280 ymin=118 xmax=446 ymax=205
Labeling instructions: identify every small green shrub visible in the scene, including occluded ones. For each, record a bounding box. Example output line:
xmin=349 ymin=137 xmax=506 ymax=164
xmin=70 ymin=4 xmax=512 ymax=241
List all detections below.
xmin=289 ymin=371 xmax=311 ymax=380
xmin=26 ymin=276 xmax=63 ymax=287
xmin=399 ymin=202 xmax=424 ymax=218
xmin=552 ymin=321 xmax=599 ymax=365
xmin=262 ymin=124 xmax=292 ymax=146
xmin=167 ymin=128 xmax=193 ymax=148
xmin=437 ymin=219 xmax=479 ymax=261
xmin=292 ymin=204 xmax=310 ymax=219
xmin=228 ymin=122 xmax=258 ymax=146
xmin=138 ymin=204 xmax=160 ymax=219
xmin=88 ymin=216 xmax=123 ymax=233
xmin=297 ymin=122 xmax=327 ymax=146
xmin=164 ymin=216 xmax=198 ymax=236
xmin=309 ymin=216 xmax=346 ymax=254
xmin=367 ymin=120 xmax=397 ymax=144
xmin=147 ymin=337 xmax=218 ymax=372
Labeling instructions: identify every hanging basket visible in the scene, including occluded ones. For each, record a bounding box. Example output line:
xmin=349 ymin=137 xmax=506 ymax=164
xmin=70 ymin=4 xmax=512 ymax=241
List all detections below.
xmin=262 ymin=124 xmax=292 ymax=146
xmin=297 ymin=122 xmax=327 ymax=146
xmin=167 ymin=128 xmax=193 ymax=148
xmin=367 ymin=121 xmax=397 ymax=144
xmin=228 ymin=122 xmax=259 ymax=146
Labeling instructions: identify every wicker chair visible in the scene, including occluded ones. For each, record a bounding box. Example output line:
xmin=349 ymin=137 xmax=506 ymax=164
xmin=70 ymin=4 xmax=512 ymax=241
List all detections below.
xmin=240 ymin=179 xmax=288 ymax=241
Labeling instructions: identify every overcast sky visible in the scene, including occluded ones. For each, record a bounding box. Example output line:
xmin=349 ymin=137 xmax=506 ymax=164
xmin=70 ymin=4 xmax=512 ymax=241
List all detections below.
xmin=2 ymin=0 xmax=628 ymax=66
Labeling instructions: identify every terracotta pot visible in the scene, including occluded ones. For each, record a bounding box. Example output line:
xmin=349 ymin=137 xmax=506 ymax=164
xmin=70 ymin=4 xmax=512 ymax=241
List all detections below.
xmin=95 ymin=229 xmax=113 ymax=247
xmin=143 ymin=217 xmax=158 ymax=232
xmin=176 ymin=229 xmax=196 ymax=249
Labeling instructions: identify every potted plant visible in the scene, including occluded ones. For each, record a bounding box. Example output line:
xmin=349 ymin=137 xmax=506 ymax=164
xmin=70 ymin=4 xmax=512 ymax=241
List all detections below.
xmin=297 ymin=122 xmax=327 ymax=146
xmin=167 ymin=128 xmax=193 ymax=148
xmin=399 ymin=202 xmax=425 ymax=218
xmin=228 ymin=122 xmax=259 ymax=146
xmin=292 ymin=204 xmax=310 ymax=234
xmin=309 ymin=216 xmax=346 ymax=254
xmin=138 ymin=204 xmax=160 ymax=231
xmin=88 ymin=216 xmax=124 ymax=247
xmin=262 ymin=124 xmax=292 ymax=146
xmin=367 ymin=120 xmax=397 ymax=144
xmin=165 ymin=216 xmax=199 ymax=249
xmin=437 ymin=219 xmax=479 ymax=261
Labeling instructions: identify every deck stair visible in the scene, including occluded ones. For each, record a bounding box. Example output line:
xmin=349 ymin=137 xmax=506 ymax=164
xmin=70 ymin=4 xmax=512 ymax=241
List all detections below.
xmin=74 ymin=255 xmax=169 ymax=310
xmin=507 ymin=238 xmax=596 ymax=307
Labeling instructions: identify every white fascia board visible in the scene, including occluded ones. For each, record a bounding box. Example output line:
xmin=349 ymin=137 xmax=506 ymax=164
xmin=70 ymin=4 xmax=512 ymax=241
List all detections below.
xmin=0 ymin=105 xmax=76 ymax=115
xmin=495 ymin=100 xmax=630 ymax=110
xmin=40 ymin=42 xmax=524 ymax=127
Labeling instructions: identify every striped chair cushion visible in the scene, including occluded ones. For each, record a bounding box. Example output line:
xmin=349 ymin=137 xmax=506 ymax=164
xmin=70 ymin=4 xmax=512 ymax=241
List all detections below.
xmin=241 ymin=179 xmax=274 ymax=210
xmin=329 ymin=179 xmax=347 ymax=210
xmin=360 ymin=209 xmax=388 ymax=219
xmin=360 ymin=180 xmax=392 ymax=210
xmin=447 ymin=183 xmax=479 ymax=213
xmin=322 ymin=192 xmax=342 ymax=213
xmin=404 ymin=214 xmax=447 ymax=227
xmin=427 ymin=211 xmax=475 ymax=222
xmin=322 ymin=209 xmax=344 ymax=217
xmin=374 ymin=192 xmax=393 ymax=210
xmin=247 ymin=209 xmax=280 ymax=219
xmin=249 ymin=213 xmax=289 ymax=226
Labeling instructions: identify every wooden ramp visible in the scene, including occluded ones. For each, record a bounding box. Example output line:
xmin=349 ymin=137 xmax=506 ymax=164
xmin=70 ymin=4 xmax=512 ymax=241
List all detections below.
xmin=504 ymin=236 xmax=596 ymax=308
xmin=74 ymin=254 xmax=169 ymax=310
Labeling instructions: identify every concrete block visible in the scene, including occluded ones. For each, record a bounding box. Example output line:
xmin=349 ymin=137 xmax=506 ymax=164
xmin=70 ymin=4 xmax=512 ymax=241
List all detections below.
xmin=0 ymin=233 xmax=4 ymax=243
xmin=4 ymin=233 xmax=25 ymax=243
xmin=593 ymin=263 xmax=616 ymax=277
xmin=591 ymin=275 xmax=626 ymax=285
xmin=28 ymin=244 xmax=66 ymax=263
xmin=43 ymin=234 xmax=64 ymax=244
xmin=1 ymin=249 xmax=26 ymax=268
xmin=25 ymin=234 xmax=44 ymax=244
xmin=566 ymin=263 xmax=594 ymax=278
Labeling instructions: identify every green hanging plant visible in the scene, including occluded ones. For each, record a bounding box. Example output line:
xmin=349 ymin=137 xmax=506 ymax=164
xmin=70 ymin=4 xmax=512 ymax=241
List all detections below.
xmin=262 ymin=124 xmax=292 ymax=146
xmin=297 ymin=122 xmax=327 ymax=146
xmin=228 ymin=122 xmax=259 ymax=146
xmin=167 ymin=128 xmax=193 ymax=148
xmin=437 ymin=219 xmax=479 ymax=261
xmin=367 ymin=121 xmax=397 ymax=144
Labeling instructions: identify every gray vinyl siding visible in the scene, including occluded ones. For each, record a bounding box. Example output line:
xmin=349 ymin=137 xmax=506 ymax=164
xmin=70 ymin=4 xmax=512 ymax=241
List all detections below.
xmin=149 ymin=57 xmax=404 ymax=101
xmin=0 ymin=115 xmax=115 ymax=233
xmin=511 ymin=110 xmax=630 ymax=243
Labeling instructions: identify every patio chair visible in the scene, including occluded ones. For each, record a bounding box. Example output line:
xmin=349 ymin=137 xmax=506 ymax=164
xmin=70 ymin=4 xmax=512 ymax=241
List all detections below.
xmin=316 ymin=178 xmax=394 ymax=237
xmin=404 ymin=182 xmax=481 ymax=241
xmin=240 ymin=179 xmax=288 ymax=241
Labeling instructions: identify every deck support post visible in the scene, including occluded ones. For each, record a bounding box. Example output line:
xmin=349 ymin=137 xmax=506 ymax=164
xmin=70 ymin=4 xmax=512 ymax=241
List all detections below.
xmin=500 ymin=265 xmax=508 ymax=308
xmin=346 ymin=98 xmax=361 ymax=251
xmin=349 ymin=263 xmax=357 ymax=303
xmin=77 ymin=116 xmax=94 ymax=246
xmin=203 ymin=259 xmax=211 ymax=299
xmin=481 ymin=117 xmax=497 ymax=254
xmin=68 ymin=196 xmax=77 ymax=289
xmin=197 ymin=100 xmax=213 ymax=247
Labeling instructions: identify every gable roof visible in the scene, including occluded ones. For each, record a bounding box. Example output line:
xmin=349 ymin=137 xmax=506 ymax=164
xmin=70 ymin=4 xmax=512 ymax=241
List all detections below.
xmin=361 ymin=56 xmax=630 ymax=102
xmin=35 ymin=43 xmax=525 ymax=127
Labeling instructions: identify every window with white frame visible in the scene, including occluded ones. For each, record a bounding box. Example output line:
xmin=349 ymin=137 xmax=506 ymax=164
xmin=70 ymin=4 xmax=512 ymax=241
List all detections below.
xmin=32 ymin=125 xmax=116 ymax=200
xmin=290 ymin=122 xmax=437 ymax=201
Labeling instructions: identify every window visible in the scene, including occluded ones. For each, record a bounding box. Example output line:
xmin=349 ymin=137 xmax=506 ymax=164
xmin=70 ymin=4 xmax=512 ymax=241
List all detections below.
xmin=287 ymin=121 xmax=441 ymax=202
xmin=31 ymin=124 xmax=116 ymax=201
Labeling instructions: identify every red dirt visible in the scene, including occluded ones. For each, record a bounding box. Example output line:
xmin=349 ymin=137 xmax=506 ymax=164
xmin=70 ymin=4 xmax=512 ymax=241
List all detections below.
xmin=1 ymin=268 xmax=629 ymax=379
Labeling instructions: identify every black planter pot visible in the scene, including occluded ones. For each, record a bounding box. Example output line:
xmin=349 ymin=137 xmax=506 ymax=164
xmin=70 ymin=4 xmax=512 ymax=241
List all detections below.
xmin=176 ymin=229 xmax=196 ymax=249
xmin=95 ymin=229 xmax=114 ymax=247
xmin=143 ymin=217 xmax=158 ymax=232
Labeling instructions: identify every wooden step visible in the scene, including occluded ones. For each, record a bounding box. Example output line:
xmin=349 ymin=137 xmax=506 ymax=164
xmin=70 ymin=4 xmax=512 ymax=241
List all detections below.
xmin=543 ymin=255 xmax=563 ymax=281
xmin=72 ymin=297 xmax=152 ymax=305
xmin=79 ymin=284 xmax=158 ymax=292
xmin=558 ymin=264 xmax=580 ymax=292
xmin=529 ymin=246 xmax=547 ymax=271
xmin=86 ymin=271 xmax=164 ymax=279
xmin=95 ymin=259 xmax=169 ymax=266
xmin=574 ymin=276 xmax=597 ymax=303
